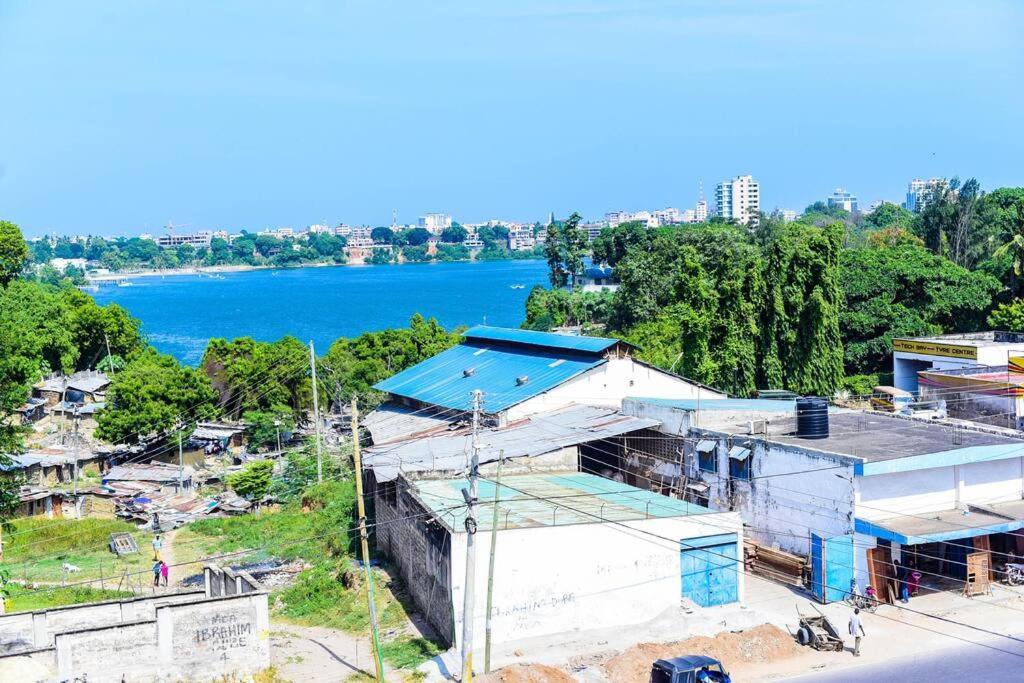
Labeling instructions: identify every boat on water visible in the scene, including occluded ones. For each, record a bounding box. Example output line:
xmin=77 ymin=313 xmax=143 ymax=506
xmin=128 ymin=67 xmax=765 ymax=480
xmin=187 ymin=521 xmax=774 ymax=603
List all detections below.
xmin=117 ymin=280 xmax=134 ymax=287
xmin=509 ymin=283 xmax=525 ymax=289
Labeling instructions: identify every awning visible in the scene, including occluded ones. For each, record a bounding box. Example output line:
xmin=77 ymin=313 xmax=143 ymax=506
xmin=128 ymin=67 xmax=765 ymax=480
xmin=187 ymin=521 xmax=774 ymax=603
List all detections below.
xmin=856 ymin=499 xmax=1024 ymax=545
xmin=695 ymin=439 xmax=717 ymax=453
xmin=728 ymin=445 xmax=751 ymax=460
xmin=686 ymin=481 xmax=710 ymax=493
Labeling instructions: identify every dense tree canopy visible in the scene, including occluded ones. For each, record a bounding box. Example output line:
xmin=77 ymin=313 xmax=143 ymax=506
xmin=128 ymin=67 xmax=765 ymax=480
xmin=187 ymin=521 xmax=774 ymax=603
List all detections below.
xmin=202 ymin=336 xmax=311 ymax=420
xmin=0 ymin=220 xmax=28 ymax=286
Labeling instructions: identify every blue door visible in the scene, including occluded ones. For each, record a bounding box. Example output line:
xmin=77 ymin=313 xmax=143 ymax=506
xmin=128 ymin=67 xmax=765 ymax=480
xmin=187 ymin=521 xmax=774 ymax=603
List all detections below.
xmin=681 ymin=534 xmax=739 ymax=607
xmin=811 ymin=533 xmax=855 ymax=603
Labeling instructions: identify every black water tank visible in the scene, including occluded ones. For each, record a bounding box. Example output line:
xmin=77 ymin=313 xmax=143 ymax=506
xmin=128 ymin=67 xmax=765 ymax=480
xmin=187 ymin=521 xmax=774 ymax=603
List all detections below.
xmin=796 ymin=397 xmax=829 ymax=439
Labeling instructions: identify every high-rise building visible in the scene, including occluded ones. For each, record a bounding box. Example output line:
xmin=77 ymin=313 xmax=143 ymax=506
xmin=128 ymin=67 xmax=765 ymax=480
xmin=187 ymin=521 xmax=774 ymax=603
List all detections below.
xmin=418 ymin=213 xmax=452 ymax=234
xmin=694 ymin=180 xmax=708 ymax=222
xmin=904 ymin=178 xmax=948 ymax=213
xmin=715 ymin=175 xmax=760 ymax=226
xmin=827 ymin=188 xmax=859 ymax=213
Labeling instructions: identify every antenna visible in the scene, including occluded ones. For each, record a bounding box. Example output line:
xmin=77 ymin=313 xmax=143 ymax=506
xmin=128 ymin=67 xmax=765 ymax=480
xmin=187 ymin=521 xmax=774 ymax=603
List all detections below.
xmin=698 ymin=179 xmax=704 ymax=203
xmin=392 ymin=208 xmax=397 ymax=228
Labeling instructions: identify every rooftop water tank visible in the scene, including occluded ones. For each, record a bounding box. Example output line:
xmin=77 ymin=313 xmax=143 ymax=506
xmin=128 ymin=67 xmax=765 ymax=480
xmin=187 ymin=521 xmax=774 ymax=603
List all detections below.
xmin=795 ymin=397 xmax=829 ymax=439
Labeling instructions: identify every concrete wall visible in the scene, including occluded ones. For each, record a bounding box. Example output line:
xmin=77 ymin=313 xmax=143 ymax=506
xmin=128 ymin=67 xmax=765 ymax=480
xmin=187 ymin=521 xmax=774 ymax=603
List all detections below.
xmin=0 ymin=591 xmax=205 ymax=654
xmin=505 ymin=357 xmax=725 ymax=421
xmin=622 ymin=400 xmax=794 ymax=435
xmin=447 ymin=513 xmax=743 ymax=655
xmin=688 ymin=433 xmax=856 ymax=557
xmin=0 ymin=593 xmax=269 ymax=683
xmin=858 ymin=456 xmax=1024 ymax=521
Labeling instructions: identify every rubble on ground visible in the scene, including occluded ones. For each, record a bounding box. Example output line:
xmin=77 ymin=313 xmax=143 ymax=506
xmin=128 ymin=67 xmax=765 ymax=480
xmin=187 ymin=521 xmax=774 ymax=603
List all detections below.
xmin=477 ymin=663 xmax=576 ymax=683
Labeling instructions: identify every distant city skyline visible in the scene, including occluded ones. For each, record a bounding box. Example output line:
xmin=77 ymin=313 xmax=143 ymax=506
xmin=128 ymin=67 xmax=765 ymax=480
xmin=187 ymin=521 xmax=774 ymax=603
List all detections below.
xmin=2 ymin=1 xmax=1021 ymax=237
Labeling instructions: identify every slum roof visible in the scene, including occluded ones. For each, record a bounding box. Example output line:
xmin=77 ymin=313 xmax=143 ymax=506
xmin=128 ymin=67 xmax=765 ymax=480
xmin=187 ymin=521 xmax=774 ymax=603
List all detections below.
xmin=373 ymin=327 xmax=618 ymax=413
xmin=35 ymin=370 xmax=110 ymax=394
xmin=704 ymin=411 xmax=1024 ymax=474
xmin=104 ymin=462 xmax=194 ymax=483
xmin=413 ymin=471 xmax=716 ymax=533
xmin=364 ymin=404 xmax=658 ymax=482
xmin=363 ymin=403 xmax=465 ymax=445
xmin=0 ymin=451 xmax=75 ymax=471
xmin=191 ymin=422 xmax=245 ymax=440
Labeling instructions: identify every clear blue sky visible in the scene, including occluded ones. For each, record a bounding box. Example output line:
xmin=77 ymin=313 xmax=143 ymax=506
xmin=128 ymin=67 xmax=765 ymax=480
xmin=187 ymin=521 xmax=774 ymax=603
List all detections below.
xmin=2 ymin=1 xmax=1021 ymax=237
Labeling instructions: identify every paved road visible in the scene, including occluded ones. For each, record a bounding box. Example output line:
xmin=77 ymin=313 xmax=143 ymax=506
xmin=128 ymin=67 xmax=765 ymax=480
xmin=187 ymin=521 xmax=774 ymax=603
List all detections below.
xmin=785 ymin=635 xmax=1024 ymax=682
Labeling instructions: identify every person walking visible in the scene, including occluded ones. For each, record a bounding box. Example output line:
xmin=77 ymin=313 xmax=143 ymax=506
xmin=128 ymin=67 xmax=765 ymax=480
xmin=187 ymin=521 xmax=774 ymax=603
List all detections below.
xmin=848 ymin=607 xmax=866 ymax=656
xmin=160 ymin=560 xmax=169 ymax=587
xmin=152 ymin=560 xmax=162 ymax=587
xmin=152 ymin=533 xmax=163 ymax=561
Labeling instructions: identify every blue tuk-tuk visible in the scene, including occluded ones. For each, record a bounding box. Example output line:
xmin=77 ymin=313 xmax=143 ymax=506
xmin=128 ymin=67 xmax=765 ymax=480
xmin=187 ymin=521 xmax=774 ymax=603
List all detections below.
xmin=650 ymin=655 xmax=731 ymax=683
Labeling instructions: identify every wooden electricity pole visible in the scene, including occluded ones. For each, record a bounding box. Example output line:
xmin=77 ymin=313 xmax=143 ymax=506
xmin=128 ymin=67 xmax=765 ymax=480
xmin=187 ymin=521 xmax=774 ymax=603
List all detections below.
xmin=461 ymin=389 xmax=483 ymax=682
xmin=484 ymin=450 xmax=503 ymax=673
xmin=351 ymin=398 xmax=385 ymax=681
xmin=310 ymin=341 xmax=323 ymax=483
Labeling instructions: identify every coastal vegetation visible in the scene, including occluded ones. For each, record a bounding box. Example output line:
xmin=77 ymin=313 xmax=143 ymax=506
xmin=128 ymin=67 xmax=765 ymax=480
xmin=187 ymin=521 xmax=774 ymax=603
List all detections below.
xmin=530 ymin=179 xmax=1024 ymax=395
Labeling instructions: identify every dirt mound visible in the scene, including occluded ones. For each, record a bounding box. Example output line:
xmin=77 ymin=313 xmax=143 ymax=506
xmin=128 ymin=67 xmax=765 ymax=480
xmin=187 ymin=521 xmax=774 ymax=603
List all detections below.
xmin=478 ymin=663 xmax=576 ymax=683
xmin=604 ymin=624 xmax=802 ymax=683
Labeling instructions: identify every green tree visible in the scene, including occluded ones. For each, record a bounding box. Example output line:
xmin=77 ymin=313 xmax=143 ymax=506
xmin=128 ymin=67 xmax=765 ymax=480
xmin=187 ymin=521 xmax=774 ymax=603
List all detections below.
xmin=404 ymin=228 xmax=431 ymax=246
xmin=371 ymin=227 xmax=395 ymax=244
xmin=863 ymin=203 xmax=916 ymax=231
xmin=228 ymin=460 xmax=274 ymax=501
xmin=97 ymin=348 xmax=219 ymax=443
xmin=0 ymin=220 xmax=29 ymax=286
xmin=590 ymin=221 xmax=651 ymax=267
xmin=544 ymin=212 xmax=586 ymax=289
xmin=243 ymin=406 xmax=295 ymax=450
xmin=440 ymin=225 xmax=468 ymax=243
xmin=988 ymin=300 xmax=1024 ymax=332
xmin=202 ymin=336 xmax=311 ymax=420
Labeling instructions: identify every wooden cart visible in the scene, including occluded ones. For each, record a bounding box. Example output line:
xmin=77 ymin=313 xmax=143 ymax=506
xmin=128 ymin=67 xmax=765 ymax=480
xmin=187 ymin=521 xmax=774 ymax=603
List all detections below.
xmin=795 ymin=605 xmax=845 ymax=652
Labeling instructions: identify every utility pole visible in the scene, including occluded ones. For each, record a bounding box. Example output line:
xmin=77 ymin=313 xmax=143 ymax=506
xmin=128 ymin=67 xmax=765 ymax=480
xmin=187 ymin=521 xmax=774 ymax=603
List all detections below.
xmin=351 ymin=398 xmax=385 ymax=682
xmin=103 ymin=332 xmax=114 ymax=374
xmin=177 ymin=425 xmax=185 ymax=492
xmin=310 ymin=340 xmax=323 ymax=483
xmin=72 ymin=406 xmax=81 ymax=504
xmin=461 ymin=389 xmax=483 ymax=682
xmin=484 ymin=449 xmax=503 ymax=673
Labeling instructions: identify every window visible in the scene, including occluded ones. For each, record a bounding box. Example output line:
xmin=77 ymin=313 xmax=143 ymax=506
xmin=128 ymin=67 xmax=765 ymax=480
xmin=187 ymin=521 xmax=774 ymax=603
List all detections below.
xmin=728 ymin=444 xmax=752 ymax=481
xmin=696 ymin=439 xmax=717 ymax=473
xmin=379 ymin=480 xmax=397 ymax=506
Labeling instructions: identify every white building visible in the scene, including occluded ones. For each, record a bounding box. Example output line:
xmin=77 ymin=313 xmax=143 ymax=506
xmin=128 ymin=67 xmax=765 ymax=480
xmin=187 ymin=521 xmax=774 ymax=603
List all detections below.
xmin=892 ymin=331 xmax=1024 ymax=393
xmin=154 ymin=231 xmax=213 ymax=248
xmin=418 ymin=213 xmax=453 ymax=234
xmin=827 ymin=188 xmax=859 ymax=212
xmin=778 ymin=209 xmax=798 ymax=223
xmin=653 ymin=207 xmax=682 ymax=225
xmin=905 ymin=178 xmax=948 ymax=213
xmin=507 ymin=226 xmax=535 ymax=251
xmin=694 ymin=197 xmax=708 ymax=223
xmin=715 ymin=175 xmax=760 ymax=226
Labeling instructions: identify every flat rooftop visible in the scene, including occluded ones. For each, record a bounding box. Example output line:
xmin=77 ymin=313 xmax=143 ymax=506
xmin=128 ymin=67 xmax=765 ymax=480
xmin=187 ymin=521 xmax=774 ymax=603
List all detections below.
xmin=412 ymin=471 xmax=715 ymax=533
xmin=708 ymin=411 xmax=1024 ymax=463
xmin=896 ymin=331 xmax=1024 ymax=349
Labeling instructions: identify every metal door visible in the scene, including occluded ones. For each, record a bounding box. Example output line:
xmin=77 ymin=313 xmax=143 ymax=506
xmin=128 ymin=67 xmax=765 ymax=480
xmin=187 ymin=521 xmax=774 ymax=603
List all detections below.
xmin=811 ymin=533 xmax=854 ymax=603
xmin=681 ymin=533 xmax=739 ymax=607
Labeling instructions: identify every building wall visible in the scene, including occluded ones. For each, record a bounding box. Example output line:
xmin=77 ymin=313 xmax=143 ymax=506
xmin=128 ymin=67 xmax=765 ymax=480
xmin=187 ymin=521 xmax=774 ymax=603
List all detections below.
xmin=505 ymin=358 xmax=725 ymax=421
xmin=695 ymin=438 xmax=856 ymax=556
xmin=961 ymin=457 xmax=1024 ymax=504
xmin=446 ymin=513 xmax=743 ymax=655
xmin=373 ymin=478 xmax=454 ymax=641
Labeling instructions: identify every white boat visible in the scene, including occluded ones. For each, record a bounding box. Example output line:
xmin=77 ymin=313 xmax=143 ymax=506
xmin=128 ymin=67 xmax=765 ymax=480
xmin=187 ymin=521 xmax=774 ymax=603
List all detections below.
xmin=510 ymin=283 xmax=525 ymax=289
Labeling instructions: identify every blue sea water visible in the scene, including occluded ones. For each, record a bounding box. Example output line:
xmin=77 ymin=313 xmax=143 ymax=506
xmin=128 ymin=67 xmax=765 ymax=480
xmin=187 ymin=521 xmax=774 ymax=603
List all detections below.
xmin=93 ymin=260 xmax=550 ymax=364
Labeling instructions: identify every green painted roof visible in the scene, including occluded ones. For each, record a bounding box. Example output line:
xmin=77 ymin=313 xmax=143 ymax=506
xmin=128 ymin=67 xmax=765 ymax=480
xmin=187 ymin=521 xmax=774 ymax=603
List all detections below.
xmin=412 ymin=471 xmax=713 ymax=533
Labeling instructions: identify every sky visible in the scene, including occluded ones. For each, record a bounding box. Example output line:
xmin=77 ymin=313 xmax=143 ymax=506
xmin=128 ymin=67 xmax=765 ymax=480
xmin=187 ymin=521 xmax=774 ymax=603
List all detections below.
xmin=1 ymin=1 xmax=1022 ymax=237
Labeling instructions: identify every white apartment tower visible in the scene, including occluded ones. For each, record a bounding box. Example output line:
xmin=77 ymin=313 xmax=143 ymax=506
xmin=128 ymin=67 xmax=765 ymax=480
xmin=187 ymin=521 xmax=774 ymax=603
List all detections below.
xmin=715 ymin=175 xmax=760 ymax=226
xmin=694 ymin=180 xmax=708 ymax=222
xmin=418 ymin=213 xmax=453 ymax=234
xmin=904 ymin=178 xmax=948 ymax=213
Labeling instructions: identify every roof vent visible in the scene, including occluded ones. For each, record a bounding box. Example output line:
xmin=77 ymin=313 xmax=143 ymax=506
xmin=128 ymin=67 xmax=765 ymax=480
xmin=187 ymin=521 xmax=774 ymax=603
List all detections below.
xmin=515 ymin=375 xmax=529 ymax=386
xmin=463 ymin=368 xmax=475 ymax=378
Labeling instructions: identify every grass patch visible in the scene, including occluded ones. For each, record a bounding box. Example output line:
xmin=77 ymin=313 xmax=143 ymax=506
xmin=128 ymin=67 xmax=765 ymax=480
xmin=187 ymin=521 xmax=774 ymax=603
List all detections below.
xmin=4 ymin=583 xmax=133 ymax=613
xmin=380 ymin=636 xmax=443 ymax=669
xmin=3 ymin=517 xmax=154 ymax=583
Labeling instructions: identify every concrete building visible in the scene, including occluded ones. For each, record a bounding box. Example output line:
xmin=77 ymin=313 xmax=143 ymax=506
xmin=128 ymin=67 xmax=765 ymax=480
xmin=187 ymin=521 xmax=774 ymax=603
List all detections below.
xmin=507 ymin=226 xmax=535 ymax=251
xmin=827 ymin=188 xmax=858 ymax=212
xmin=715 ymin=175 xmax=760 ymax=226
xmin=373 ymin=470 xmax=743 ymax=652
xmin=892 ymin=331 xmax=1024 ymax=393
xmin=154 ymin=231 xmax=213 ymax=248
xmin=419 ymin=213 xmax=453 ymax=234
xmin=905 ymin=178 xmax=948 ymax=213
xmin=577 ymin=265 xmax=618 ymax=293
xmin=778 ymin=209 xmax=798 ymax=223
xmin=917 ymin=357 xmax=1024 ymax=430
xmin=627 ymin=397 xmax=1024 ymax=604
xmin=367 ymin=326 xmax=725 ymax=434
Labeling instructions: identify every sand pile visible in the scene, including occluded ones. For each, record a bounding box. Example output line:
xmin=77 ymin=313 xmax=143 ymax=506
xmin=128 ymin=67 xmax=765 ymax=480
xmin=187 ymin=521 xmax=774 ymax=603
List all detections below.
xmin=478 ymin=663 xmax=576 ymax=683
xmin=604 ymin=624 xmax=802 ymax=682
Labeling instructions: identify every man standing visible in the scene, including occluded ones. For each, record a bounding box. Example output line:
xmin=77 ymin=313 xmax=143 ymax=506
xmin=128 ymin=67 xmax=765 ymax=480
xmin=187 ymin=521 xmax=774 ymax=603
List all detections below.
xmin=152 ymin=560 xmax=162 ymax=587
xmin=152 ymin=533 xmax=163 ymax=561
xmin=848 ymin=607 xmax=866 ymax=656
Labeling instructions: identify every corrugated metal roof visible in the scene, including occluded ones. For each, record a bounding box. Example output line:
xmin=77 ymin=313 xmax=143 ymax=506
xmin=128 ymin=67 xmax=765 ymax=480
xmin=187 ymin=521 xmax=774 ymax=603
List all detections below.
xmin=364 ymin=404 xmax=658 ymax=481
xmin=363 ymin=403 xmax=464 ymax=445
xmin=462 ymin=325 xmax=623 ymax=354
xmin=373 ymin=338 xmax=605 ymax=412
xmin=412 ymin=471 xmax=715 ymax=532
xmin=105 ymin=463 xmax=194 ymax=483
xmin=628 ymin=397 xmax=796 ymax=412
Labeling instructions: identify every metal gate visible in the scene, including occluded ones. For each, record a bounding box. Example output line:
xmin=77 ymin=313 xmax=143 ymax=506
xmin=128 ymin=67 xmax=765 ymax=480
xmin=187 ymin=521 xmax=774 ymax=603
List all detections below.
xmin=681 ymin=533 xmax=739 ymax=607
xmin=811 ymin=533 xmax=854 ymax=603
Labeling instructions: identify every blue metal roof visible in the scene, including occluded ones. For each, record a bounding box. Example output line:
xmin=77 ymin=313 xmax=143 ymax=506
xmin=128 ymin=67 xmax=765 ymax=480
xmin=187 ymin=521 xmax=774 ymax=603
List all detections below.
xmin=462 ymin=325 xmax=624 ymax=354
xmin=373 ymin=338 xmax=605 ymax=412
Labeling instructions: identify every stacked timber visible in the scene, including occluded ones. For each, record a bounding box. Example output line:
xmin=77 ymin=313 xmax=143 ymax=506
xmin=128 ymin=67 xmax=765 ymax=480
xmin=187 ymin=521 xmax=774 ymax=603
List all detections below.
xmin=744 ymin=539 xmax=808 ymax=587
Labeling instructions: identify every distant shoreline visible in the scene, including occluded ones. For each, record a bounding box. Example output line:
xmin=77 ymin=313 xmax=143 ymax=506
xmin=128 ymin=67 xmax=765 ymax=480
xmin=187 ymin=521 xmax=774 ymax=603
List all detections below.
xmin=85 ymin=257 xmax=542 ymax=282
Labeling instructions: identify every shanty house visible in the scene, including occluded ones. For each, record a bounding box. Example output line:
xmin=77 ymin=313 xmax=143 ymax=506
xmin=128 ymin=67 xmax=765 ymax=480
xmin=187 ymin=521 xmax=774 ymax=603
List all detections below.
xmin=104 ymin=462 xmax=194 ymax=493
xmin=34 ymin=370 xmax=110 ymax=407
xmin=376 ymin=470 xmax=743 ymax=652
